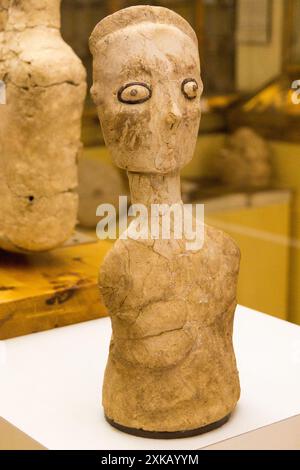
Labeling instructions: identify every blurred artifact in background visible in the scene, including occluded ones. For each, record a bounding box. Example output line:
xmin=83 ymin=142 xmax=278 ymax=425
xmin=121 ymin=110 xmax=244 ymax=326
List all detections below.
xmin=90 ymin=6 xmax=240 ymax=437
xmin=215 ymin=127 xmax=272 ymax=190
xmin=78 ymin=152 xmax=127 ymax=229
xmin=0 ymin=0 xmax=86 ymax=252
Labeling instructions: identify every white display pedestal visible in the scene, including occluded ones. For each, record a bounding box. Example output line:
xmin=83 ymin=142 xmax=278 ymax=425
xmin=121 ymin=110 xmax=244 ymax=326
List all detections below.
xmin=0 ymin=306 xmax=300 ymax=450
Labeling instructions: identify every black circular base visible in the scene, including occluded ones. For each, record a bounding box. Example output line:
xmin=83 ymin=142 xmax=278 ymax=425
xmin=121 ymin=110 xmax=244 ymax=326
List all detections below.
xmin=105 ymin=413 xmax=231 ymax=440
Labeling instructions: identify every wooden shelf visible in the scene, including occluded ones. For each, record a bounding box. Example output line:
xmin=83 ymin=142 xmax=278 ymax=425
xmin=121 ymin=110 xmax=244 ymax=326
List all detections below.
xmin=0 ymin=233 xmax=112 ymax=340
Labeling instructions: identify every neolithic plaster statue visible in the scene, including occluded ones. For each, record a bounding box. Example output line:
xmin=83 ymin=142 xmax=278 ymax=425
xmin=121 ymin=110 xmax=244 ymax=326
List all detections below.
xmin=215 ymin=127 xmax=272 ymax=189
xmin=90 ymin=6 xmax=240 ymax=437
xmin=0 ymin=0 xmax=86 ymax=252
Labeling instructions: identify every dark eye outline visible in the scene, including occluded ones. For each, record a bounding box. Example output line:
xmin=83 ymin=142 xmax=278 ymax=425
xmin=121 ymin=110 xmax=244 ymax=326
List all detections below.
xmin=181 ymin=78 xmax=198 ymax=100
xmin=117 ymin=82 xmax=152 ymax=104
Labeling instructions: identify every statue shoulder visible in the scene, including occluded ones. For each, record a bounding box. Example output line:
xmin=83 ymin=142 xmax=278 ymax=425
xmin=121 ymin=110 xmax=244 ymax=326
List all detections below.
xmin=100 ymin=238 xmax=131 ymax=284
xmin=99 ymin=238 xmax=134 ymax=311
xmin=205 ymin=223 xmax=241 ymax=262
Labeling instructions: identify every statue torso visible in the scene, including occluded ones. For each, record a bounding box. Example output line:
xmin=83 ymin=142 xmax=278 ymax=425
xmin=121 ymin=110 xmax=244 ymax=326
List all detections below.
xmin=100 ymin=222 xmax=240 ymax=369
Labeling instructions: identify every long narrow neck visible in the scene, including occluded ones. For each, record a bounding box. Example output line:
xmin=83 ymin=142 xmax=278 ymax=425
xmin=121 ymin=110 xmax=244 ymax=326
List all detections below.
xmin=6 ymin=0 xmax=61 ymax=31
xmin=128 ymin=171 xmax=182 ymax=209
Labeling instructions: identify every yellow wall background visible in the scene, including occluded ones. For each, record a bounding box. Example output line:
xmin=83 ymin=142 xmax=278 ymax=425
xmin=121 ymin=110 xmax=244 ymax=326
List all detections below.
xmin=207 ymin=201 xmax=291 ymax=320
xmin=271 ymin=141 xmax=300 ymax=324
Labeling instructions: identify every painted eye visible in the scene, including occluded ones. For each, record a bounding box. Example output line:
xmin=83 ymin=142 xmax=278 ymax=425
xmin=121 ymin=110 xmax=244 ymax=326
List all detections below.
xmin=117 ymin=82 xmax=152 ymax=104
xmin=181 ymin=78 xmax=199 ymax=100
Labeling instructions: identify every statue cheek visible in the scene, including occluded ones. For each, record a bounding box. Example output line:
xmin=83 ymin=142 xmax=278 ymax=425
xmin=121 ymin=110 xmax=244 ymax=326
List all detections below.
xmin=182 ymin=107 xmax=201 ymax=129
xmin=106 ymin=109 xmax=152 ymax=152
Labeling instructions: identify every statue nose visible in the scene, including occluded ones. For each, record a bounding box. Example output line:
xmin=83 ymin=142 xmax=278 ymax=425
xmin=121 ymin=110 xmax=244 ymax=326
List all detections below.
xmin=166 ymin=102 xmax=182 ymax=129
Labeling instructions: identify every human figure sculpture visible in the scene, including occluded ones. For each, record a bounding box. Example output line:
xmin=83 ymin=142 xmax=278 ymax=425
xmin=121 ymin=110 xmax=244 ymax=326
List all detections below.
xmin=0 ymin=0 xmax=86 ymax=252
xmin=90 ymin=6 xmax=240 ymax=437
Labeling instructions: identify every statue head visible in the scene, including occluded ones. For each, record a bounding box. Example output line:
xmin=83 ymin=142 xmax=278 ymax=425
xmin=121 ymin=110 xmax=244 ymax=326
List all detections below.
xmin=90 ymin=5 xmax=202 ymax=174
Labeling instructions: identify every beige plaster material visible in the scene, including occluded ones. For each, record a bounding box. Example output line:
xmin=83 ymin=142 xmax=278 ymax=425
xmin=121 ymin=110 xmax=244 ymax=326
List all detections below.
xmin=0 ymin=0 xmax=86 ymax=252
xmin=90 ymin=6 xmax=240 ymax=434
xmin=215 ymin=127 xmax=272 ymax=189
